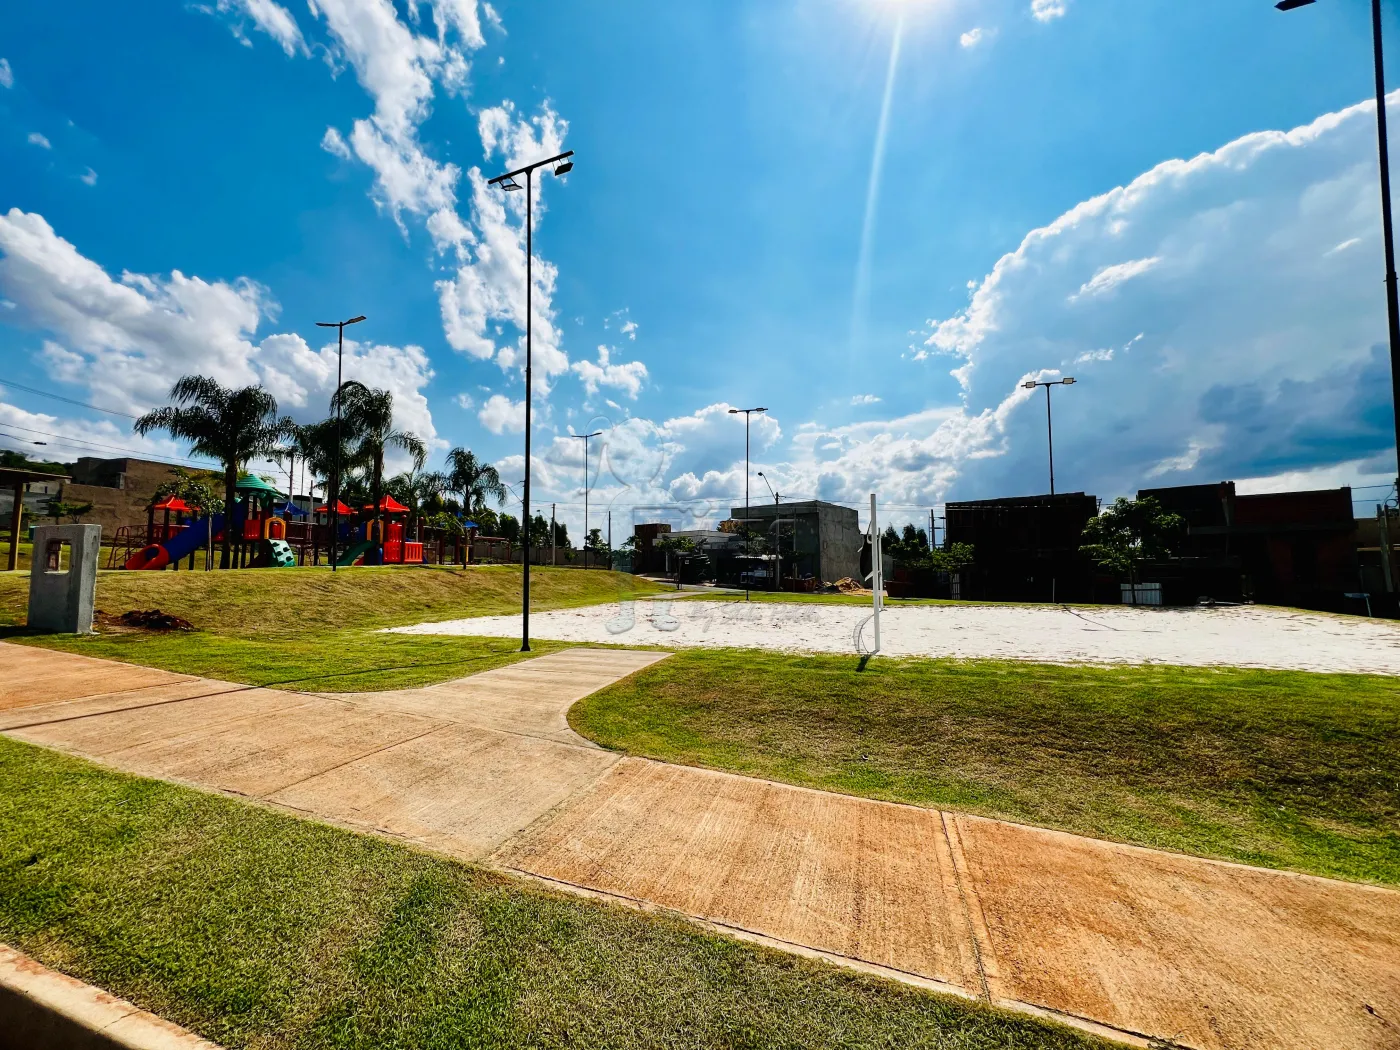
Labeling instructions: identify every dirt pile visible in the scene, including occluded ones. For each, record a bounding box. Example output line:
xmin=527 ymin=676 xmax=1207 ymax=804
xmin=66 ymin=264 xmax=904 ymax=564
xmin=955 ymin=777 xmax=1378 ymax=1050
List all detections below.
xmin=95 ymin=609 xmax=195 ymax=632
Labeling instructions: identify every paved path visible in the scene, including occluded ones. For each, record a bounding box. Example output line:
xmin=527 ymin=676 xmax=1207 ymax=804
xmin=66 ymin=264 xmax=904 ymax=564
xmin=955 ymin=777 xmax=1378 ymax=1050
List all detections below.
xmin=2 ymin=641 xmax=1397 ymax=1050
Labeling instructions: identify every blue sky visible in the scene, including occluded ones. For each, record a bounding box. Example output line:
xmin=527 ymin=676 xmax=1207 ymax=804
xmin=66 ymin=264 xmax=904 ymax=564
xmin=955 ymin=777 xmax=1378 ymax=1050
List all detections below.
xmin=0 ymin=0 xmax=1396 ymax=537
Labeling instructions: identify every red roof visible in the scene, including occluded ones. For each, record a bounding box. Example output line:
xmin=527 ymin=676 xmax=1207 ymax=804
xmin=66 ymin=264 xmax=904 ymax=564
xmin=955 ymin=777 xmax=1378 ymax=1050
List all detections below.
xmin=365 ymin=495 xmax=409 ymax=513
xmin=316 ymin=500 xmax=353 ymax=514
xmin=152 ymin=496 xmax=192 ymax=512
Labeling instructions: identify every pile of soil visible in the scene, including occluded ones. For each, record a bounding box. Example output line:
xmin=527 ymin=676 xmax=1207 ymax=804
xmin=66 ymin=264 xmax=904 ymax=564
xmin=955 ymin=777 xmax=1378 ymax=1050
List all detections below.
xmin=95 ymin=609 xmax=194 ymax=632
xmin=833 ymin=577 xmax=873 ymax=596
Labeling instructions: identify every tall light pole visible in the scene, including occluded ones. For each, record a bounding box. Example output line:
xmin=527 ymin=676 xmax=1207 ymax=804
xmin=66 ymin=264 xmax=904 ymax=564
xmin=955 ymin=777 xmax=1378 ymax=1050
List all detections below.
xmin=314 ymin=314 xmax=365 ymax=572
xmin=570 ymin=430 xmax=602 ymax=563
xmin=728 ymin=406 xmax=768 ymax=600
xmin=759 ymin=470 xmax=781 ymax=592
xmin=1276 ymin=0 xmax=1400 ymax=485
xmin=1022 ymin=377 xmax=1076 ymax=496
xmin=488 ymin=149 xmax=574 ymax=652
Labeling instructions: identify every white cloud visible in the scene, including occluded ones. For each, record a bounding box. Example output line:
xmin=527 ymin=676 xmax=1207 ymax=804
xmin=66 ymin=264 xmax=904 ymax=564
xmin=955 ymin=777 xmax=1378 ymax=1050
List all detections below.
xmin=915 ymin=91 xmax=1400 ymax=502
xmin=1031 ymin=0 xmax=1067 ymax=23
xmin=572 ymin=344 xmax=647 ymax=399
xmin=454 ymin=391 xmax=474 ymax=409
xmin=79 ymin=168 xmax=97 ymax=187
xmin=217 ymin=0 xmax=307 ymax=56
xmin=0 ymin=209 xmax=438 ymax=465
xmin=0 ymin=59 xmax=12 ymax=89
xmin=851 ymin=394 xmax=882 ymax=405
xmin=620 ymin=319 xmax=638 ymax=339
xmin=478 ymin=392 xmax=525 ymax=433
xmin=27 ymin=132 xmax=51 ymax=150
xmin=320 ymin=126 xmax=352 ymax=159
xmin=1326 ymin=236 xmax=1361 ymax=257
xmin=960 ymin=28 xmax=984 ymax=49
xmin=1069 ymin=256 xmax=1160 ymax=301
xmin=438 ymin=101 xmax=571 ymax=389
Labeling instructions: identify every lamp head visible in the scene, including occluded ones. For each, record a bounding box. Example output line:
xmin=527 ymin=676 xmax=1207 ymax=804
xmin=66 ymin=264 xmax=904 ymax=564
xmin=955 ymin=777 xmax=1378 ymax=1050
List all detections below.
xmin=500 ymin=177 xmax=523 ymax=192
xmin=1022 ymin=381 xmax=1038 ymax=390
xmin=553 ymin=160 xmax=573 ymax=176
xmin=1062 ymin=377 xmax=1076 ymax=385
xmin=1275 ymin=0 xmax=1316 ymax=10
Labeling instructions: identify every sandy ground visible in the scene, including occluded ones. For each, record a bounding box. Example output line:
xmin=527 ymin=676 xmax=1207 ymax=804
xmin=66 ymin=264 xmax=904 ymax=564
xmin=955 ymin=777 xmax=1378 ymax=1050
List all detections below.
xmin=387 ymin=599 xmax=1400 ymax=674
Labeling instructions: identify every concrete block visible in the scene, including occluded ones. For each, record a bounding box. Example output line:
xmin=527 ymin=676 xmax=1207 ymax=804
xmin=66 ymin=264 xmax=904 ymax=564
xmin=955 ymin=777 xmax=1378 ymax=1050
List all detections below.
xmin=27 ymin=524 xmax=101 ymax=635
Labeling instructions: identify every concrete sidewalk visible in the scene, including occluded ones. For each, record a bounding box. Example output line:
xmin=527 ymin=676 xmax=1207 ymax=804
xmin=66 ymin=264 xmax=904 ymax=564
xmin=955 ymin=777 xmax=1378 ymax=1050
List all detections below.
xmin=1 ymin=641 xmax=1396 ymax=1050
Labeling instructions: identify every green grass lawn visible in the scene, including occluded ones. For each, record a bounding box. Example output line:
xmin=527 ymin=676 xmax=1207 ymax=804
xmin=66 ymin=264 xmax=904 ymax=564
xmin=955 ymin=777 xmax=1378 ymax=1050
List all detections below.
xmin=0 ymin=737 xmax=1102 ymax=1050
xmin=0 ymin=565 xmax=662 ymax=691
xmin=570 ymin=650 xmax=1400 ymax=886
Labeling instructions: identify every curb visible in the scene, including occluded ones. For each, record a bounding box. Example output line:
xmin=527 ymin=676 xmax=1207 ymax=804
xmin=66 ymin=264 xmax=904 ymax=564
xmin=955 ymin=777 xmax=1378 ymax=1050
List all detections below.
xmin=0 ymin=944 xmax=222 ymax=1050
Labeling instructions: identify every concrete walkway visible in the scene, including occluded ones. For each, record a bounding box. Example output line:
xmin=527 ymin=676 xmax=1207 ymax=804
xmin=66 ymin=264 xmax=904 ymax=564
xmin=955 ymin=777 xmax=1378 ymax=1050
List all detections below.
xmin=1 ymin=641 xmax=1397 ymax=1050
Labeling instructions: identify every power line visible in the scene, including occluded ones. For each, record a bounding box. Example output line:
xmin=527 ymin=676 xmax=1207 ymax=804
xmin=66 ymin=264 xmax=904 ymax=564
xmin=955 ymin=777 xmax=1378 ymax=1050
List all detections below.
xmin=0 ymin=422 xmax=220 ymax=470
xmin=0 ymin=380 xmax=139 ymax=420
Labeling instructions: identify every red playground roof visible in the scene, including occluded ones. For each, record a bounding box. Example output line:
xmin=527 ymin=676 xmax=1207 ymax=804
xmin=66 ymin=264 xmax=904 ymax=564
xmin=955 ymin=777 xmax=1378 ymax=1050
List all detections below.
xmin=151 ymin=496 xmax=192 ymax=512
xmin=366 ymin=495 xmax=409 ymax=513
xmin=316 ymin=500 xmax=353 ymax=514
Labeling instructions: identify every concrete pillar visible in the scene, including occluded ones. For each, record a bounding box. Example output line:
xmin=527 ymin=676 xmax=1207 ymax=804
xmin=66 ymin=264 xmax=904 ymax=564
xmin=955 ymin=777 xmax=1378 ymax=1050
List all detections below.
xmin=27 ymin=524 xmax=101 ymax=634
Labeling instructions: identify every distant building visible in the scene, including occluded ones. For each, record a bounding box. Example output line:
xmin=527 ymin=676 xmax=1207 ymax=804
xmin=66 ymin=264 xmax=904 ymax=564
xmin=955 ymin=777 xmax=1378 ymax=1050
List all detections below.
xmin=0 ymin=457 xmax=191 ymax=537
xmin=731 ymin=500 xmax=861 ymax=585
xmin=1140 ymin=482 xmax=1359 ymax=611
xmin=944 ymin=492 xmax=1101 ymax=603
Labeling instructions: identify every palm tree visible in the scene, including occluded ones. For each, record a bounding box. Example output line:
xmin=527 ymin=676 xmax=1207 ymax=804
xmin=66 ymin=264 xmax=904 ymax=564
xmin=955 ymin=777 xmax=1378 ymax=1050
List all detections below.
xmin=387 ymin=467 xmax=446 ymax=539
xmin=134 ymin=376 xmax=289 ymax=568
xmin=445 ymin=446 xmax=506 ymax=516
xmin=332 ymin=382 xmax=426 ymax=550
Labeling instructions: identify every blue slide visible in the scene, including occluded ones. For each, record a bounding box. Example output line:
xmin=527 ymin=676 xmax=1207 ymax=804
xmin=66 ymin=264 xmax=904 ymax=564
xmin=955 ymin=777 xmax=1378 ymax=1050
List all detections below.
xmin=125 ymin=512 xmax=228 ymax=570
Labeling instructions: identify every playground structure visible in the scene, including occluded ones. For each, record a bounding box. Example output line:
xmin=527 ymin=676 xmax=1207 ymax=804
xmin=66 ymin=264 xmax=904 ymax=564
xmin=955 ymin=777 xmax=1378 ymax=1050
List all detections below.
xmin=114 ymin=477 xmax=468 ymax=571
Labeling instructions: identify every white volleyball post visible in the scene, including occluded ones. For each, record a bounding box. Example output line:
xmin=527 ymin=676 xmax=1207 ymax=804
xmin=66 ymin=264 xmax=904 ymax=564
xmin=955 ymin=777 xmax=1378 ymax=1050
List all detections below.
xmin=867 ymin=493 xmax=883 ymax=654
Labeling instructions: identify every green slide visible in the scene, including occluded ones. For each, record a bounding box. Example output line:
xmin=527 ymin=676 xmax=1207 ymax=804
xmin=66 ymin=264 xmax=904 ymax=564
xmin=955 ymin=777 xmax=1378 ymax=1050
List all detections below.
xmin=334 ymin=540 xmax=374 ymax=567
xmin=265 ymin=539 xmax=297 ymax=568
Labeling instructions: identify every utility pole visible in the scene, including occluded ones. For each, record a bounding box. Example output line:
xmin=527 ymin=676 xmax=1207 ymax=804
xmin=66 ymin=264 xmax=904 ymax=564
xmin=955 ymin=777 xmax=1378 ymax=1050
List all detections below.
xmin=729 ymin=406 xmax=768 ymax=600
xmin=550 ymin=503 xmax=556 ymax=566
xmin=930 ymin=509 xmax=936 ymax=551
xmin=488 ymin=149 xmax=574 ymax=651
xmin=607 ymin=510 xmax=612 ymax=570
xmin=314 ymin=314 xmax=365 ymax=572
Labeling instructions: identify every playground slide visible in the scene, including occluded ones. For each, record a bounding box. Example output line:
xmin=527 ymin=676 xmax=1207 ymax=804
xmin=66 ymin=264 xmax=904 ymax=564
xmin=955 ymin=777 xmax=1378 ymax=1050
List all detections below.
xmin=124 ymin=513 xmax=227 ymax=570
xmin=266 ymin=539 xmax=297 ymax=568
xmin=335 ymin=539 xmax=374 ymax=568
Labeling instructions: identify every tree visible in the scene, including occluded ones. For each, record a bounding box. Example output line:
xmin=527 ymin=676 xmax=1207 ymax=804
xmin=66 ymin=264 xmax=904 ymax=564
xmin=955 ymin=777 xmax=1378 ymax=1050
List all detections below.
xmin=42 ymin=497 xmax=93 ymax=524
xmin=152 ymin=467 xmax=224 ymax=516
xmin=498 ymin=513 xmax=520 ymax=544
xmin=332 ymin=382 xmax=426 ymax=546
xmin=470 ymin=506 xmax=500 ymax=536
xmin=1080 ymin=497 xmax=1185 ymax=583
xmin=530 ymin=513 xmax=552 ymax=550
xmin=444 ymin=447 xmax=506 ymax=514
xmin=387 ymin=467 xmax=446 ymax=538
xmin=134 ymin=376 xmax=290 ymax=568
xmin=931 ymin=541 xmax=975 ymax=574
xmin=586 ymin=527 xmax=603 ymax=551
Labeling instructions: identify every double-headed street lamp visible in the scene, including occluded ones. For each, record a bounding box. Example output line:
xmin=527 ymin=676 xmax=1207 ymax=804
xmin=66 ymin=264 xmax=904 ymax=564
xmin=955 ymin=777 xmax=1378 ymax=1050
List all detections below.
xmin=1022 ymin=377 xmax=1076 ymax=496
xmin=314 ymin=313 xmax=365 ymax=572
xmin=488 ymin=149 xmax=575 ymax=652
xmin=570 ymin=430 xmax=602 ymax=559
xmin=729 ymin=406 xmax=767 ymax=600
xmin=1276 ymin=0 xmax=1400 ymax=484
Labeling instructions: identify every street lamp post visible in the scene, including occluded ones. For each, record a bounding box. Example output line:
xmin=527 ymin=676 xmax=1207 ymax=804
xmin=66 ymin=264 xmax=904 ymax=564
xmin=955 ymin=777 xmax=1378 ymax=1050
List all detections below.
xmin=314 ymin=314 xmax=365 ymax=572
xmin=1276 ymin=0 xmax=1400 ymax=486
xmin=1022 ymin=377 xmax=1076 ymax=496
xmin=488 ymin=149 xmax=574 ymax=652
xmin=728 ymin=406 xmax=768 ymax=600
xmin=758 ymin=471 xmax=781 ymax=592
xmin=570 ymin=430 xmax=602 ymax=565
